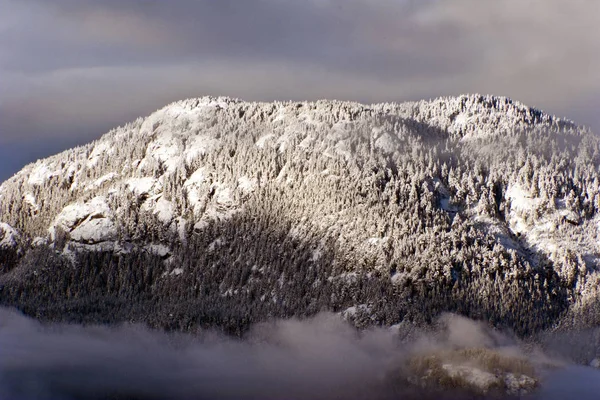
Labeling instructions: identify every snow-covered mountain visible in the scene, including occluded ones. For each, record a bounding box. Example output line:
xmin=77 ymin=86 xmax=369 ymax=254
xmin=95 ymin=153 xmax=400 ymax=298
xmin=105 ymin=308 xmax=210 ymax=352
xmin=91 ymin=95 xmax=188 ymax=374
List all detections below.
xmin=1 ymin=94 xmax=599 ymax=336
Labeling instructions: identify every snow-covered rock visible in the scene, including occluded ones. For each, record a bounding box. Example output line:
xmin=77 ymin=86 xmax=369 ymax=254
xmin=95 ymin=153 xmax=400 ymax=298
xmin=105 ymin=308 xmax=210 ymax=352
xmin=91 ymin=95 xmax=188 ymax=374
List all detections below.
xmin=69 ymin=217 xmax=117 ymax=244
xmin=0 ymin=223 xmax=19 ymax=249
xmin=27 ymin=163 xmax=59 ymax=186
xmin=126 ymin=177 xmax=161 ymax=197
xmin=86 ymin=172 xmax=119 ymax=191
xmin=50 ymin=197 xmax=116 ymax=243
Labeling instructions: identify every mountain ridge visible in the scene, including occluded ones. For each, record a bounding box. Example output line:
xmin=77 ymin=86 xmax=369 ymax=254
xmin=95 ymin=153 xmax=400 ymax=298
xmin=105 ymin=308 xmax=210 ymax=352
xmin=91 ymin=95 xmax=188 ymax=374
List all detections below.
xmin=0 ymin=94 xmax=598 ymax=340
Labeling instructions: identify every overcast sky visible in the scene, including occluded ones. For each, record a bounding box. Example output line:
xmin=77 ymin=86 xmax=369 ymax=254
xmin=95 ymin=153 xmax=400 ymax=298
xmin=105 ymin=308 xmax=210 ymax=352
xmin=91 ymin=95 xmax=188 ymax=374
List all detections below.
xmin=1 ymin=0 xmax=599 ymax=181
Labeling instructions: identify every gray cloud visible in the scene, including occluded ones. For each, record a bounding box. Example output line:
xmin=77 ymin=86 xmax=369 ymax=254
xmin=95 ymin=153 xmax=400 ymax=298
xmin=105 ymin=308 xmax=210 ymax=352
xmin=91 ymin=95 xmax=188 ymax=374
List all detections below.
xmin=1 ymin=0 xmax=599 ymax=179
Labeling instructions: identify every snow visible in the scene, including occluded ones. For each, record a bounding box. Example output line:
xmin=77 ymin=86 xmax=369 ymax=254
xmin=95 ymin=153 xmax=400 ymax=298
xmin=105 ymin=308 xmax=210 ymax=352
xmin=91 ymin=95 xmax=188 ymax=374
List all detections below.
xmin=276 ymin=132 xmax=295 ymax=153
xmin=366 ymin=237 xmax=388 ymax=245
xmin=207 ymin=237 xmax=225 ymax=252
xmin=185 ymin=168 xmax=206 ymax=187
xmin=28 ymin=163 xmax=58 ymax=186
xmin=214 ymin=184 xmax=234 ymax=207
xmin=237 ymin=176 xmax=257 ymax=194
xmin=69 ymin=241 xmax=119 ymax=254
xmin=442 ymin=364 xmax=498 ymax=391
xmin=170 ymin=268 xmax=184 ymax=276
xmin=437 ymin=364 xmax=537 ymax=396
xmin=506 ymin=184 xmax=542 ymax=214
xmin=70 ymin=217 xmax=117 ymax=243
xmin=373 ymin=132 xmax=399 ymax=154
xmin=87 ymin=141 xmax=113 ymax=167
xmin=32 ymin=237 xmax=48 ymax=246
xmin=136 ymin=98 xmax=232 ymax=170
xmin=126 ymin=177 xmax=160 ymax=196
xmin=505 ymin=183 xmax=552 ymax=247
xmin=453 ymin=112 xmax=474 ymax=127
xmin=86 ymin=172 xmax=118 ymax=191
xmin=147 ymin=132 xmax=181 ymax=173
xmin=311 ymin=248 xmax=322 ymax=261
xmin=52 ymin=197 xmax=110 ymax=230
xmin=503 ymin=183 xmax=598 ymax=260
xmin=146 ymin=244 xmax=170 ymax=258
xmin=342 ymin=304 xmax=372 ymax=319
xmin=183 ymin=168 xmax=207 ymax=214
xmin=174 ymin=217 xmax=188 ymax=242
xmin=256 ymin=134 xmax=275 ymax=149
xmin=0 ymin=223 xmax=19 ymax=248
xmin=153 ymin=197 xmax=175 ymax=224
xmin=504 ymin=373 xmax=538 ymax=396
xmin=50 ymin=196 xmax=115 ymax=243
xmin=24 ymin=193 xmax=39 ymax=212
xmin=184 ymin=135 xmax=220 ymax=165
xmin=439 ymin=198 xmax=459 ymax=212
xmin=299 ymin=134 xmax=316 ymax=149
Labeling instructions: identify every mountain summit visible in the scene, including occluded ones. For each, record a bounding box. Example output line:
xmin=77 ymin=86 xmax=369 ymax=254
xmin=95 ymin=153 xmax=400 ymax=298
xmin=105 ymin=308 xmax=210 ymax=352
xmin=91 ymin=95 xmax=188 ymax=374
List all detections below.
xmin=1 ymin=94 xmax=599 ymax=335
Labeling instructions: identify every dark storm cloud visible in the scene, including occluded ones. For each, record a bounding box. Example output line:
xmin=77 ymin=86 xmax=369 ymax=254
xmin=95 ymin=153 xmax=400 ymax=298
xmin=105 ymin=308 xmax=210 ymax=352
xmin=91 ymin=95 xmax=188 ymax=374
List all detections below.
xmin=1 ymin=0 xmax=599 ymax=180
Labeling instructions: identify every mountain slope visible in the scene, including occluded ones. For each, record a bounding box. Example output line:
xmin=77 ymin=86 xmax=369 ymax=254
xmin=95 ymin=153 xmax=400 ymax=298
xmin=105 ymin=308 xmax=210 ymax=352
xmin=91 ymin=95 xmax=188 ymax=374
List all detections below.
xmin=1 ymin=94 xmax=599 ymax=335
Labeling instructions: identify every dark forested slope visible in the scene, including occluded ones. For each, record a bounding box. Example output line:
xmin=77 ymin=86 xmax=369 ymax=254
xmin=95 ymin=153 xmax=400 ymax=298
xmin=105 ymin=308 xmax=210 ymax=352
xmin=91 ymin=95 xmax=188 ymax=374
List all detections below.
xmin=1 ymin=94 xmax=599 ymax=335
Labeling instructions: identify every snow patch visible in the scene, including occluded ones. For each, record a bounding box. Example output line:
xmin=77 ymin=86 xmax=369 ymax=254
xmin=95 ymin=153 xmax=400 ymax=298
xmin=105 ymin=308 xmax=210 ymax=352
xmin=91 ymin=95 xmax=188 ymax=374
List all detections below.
xmin=70 ymin=218 xmax=117 ymax=244
xmin=208 ymin=237 xmax=225 ymax=252
xmin=441 ymin=364 xmax=498 ymax=391
xmin=32 ymin=237 xmax=48 ymax=247
xmin=24 ymin=193 xmax=39 ymax=212
xmin=311 ymin=248 xmax=322 ymax=262
xmin=453 ymin=113 xmax=475 ymax=128
xmin=126 ymin=177 xmax=161 ymax=196
xmin=87 ymin=141 xmax=113 ymax=167
xmin=342 ymin=304 xmax=372 ymax=319
xmin=366 ymin=237 xmax=388 ymax=245
xmin=140 ymin=195 xmax=176 ymax=225
xmin=237 ymin=176 xmax=257 ymax=194
xmin=184 ymin=135 xmax=220 ymax=164
xmin=256 ymin=134 xmax=275 ymax=149
xmin=185 ymin=168 xmax=206 ymax=187
xmin=503 ymin=183 xmax=598 ymax=263
xmin=183 ymin=168 xmax=207 ymax=215
xmin=506 ymin=184 xmax=542 ymax=214
xmin=50 ymin=196 xmax=116 ymax=243
xmin=28 ymin=163 xmax=58 ymax=186
xmin=86 ymin=173 xmax=118 ymax=191
xmin=147 ymin=132 xmax=181 ymax=173
xmin=214 ymin=184 xmax=234 ymax=207
xmin=373 ymin=131 xmax=399 ymax=154
xmin=146 ymin=244 xmax=170 ymax=258
xmin=0 ymin=223 xmax=19 ymax=248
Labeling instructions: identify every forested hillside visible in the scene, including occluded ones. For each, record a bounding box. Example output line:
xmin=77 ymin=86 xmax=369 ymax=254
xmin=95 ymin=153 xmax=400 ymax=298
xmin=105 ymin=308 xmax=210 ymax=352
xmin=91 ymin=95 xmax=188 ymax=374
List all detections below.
xmin=1 ymin=94 xmax=599 ymax=336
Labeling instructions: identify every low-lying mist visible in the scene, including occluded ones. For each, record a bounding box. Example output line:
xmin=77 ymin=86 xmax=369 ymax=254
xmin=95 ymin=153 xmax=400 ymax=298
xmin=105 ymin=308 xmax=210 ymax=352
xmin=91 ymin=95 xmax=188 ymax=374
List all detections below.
xmin=1 ymin=308 xmax=599 ymax=400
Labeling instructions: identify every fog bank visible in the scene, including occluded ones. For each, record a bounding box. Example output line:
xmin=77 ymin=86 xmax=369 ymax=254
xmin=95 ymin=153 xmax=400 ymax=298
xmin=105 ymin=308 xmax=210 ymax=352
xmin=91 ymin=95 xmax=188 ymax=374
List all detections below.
xmin=1 ymin=308 xmax=599 ymax=399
